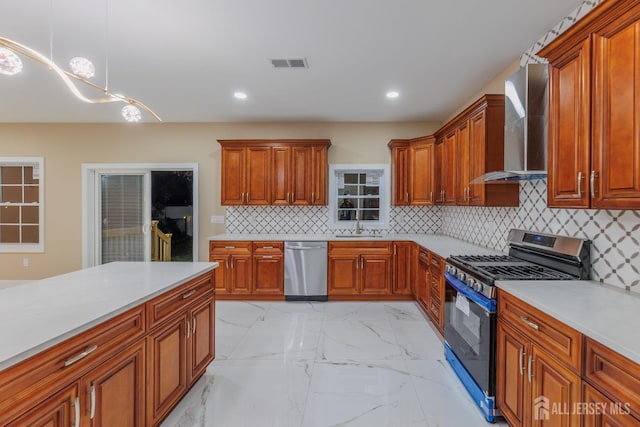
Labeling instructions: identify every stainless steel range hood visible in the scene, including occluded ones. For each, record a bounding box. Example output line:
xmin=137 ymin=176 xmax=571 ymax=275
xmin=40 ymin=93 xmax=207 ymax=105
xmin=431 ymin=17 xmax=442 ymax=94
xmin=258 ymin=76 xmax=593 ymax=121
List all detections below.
xmin=480 ymin=64 xmax=549 ymax=183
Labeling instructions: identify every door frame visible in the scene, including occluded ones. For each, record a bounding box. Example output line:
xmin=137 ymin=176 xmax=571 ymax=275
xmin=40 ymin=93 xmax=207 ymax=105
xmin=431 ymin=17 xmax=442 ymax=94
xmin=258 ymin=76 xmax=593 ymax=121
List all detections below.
xmin=81 ymin=163 xmax=199 ymax=268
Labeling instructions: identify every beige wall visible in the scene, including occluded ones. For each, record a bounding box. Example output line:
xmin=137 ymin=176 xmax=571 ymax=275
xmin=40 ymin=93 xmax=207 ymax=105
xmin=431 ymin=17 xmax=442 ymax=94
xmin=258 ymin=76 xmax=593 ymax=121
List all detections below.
xmin=443 ymin=59 xmax=521 ymax=123
xmin=0 ymin=121 xmax=439 ymax=279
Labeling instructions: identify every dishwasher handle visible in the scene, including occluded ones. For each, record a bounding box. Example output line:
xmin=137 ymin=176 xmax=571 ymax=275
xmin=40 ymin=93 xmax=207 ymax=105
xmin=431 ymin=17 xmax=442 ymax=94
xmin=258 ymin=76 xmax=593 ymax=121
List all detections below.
xmin=286 ymin=246 xmax=326 ymax=251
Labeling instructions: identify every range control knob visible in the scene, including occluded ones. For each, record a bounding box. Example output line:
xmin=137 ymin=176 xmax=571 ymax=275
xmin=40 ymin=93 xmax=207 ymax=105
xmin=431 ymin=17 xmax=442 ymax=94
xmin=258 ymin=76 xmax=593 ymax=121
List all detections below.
xmin=457 ymin=272 xmax=466 ymax=282
xmin=474 ymin=282 xmax=484 ymax=293
xmin=447 ymin=265 xmax=457 ymax=276
xmin=466 ymin=278 xmax=476 ymax=288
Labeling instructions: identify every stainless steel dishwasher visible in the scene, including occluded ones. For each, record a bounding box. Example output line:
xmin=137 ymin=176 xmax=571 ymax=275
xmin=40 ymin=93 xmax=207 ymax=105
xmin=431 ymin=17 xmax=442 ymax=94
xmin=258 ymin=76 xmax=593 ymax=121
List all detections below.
xmin=284 ymin=241 xmax=328 ymax=301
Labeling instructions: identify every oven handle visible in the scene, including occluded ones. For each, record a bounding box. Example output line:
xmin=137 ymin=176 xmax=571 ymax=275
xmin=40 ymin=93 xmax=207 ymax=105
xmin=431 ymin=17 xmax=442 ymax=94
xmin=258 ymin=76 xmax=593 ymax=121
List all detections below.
xmin=445 ymin=272 xmax=496 ymax=313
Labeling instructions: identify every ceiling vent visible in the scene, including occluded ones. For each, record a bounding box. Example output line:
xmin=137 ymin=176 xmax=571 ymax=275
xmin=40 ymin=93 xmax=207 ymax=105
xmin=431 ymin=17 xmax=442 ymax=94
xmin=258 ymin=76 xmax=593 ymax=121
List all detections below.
xmin=270 ymin=58 xmax=309 ymax=69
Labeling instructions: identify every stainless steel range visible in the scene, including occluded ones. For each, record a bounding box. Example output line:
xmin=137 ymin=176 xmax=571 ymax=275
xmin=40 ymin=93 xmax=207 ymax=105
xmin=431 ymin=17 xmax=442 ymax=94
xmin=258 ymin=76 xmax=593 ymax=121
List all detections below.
xmin=443 ymin=229 xmax=590 ymax=423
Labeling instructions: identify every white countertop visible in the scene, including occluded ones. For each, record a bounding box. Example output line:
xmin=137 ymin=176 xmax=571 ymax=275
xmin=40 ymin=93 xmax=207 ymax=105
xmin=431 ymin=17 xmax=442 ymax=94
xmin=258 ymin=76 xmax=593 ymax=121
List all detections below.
xmin=0 ymin=261 xmax=217 ymax=371
xmin=496 ymin=280 xmax=640 ymax=365
xmin=209 ymin=233 xmax=502 ymax=259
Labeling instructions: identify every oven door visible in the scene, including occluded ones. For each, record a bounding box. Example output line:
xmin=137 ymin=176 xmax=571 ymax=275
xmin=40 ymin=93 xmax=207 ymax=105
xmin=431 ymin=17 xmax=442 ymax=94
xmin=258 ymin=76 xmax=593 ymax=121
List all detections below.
xmin=444 ymin=272 xmax=496 ymax=396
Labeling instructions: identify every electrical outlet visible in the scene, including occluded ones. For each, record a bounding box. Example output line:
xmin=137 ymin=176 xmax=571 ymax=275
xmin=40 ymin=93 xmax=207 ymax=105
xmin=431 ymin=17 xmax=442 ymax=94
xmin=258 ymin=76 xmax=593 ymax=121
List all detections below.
xmin=210 ymin=215 xmax=225 ymax=224
xmin=23 ymin=258 xmax=29 ymax=268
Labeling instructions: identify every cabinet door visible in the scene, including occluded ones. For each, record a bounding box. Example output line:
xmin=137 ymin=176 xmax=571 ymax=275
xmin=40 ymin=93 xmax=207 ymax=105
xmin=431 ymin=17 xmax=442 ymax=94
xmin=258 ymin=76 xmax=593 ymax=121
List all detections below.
xmin=290 ymin=146 xmax=312 ymax=205
xmin=229 ymin=255 xmax=253 ymax=294
xmin=271 ymin=146 xmax=291 ymax=205
xmin=6 ymin=384 xmax=78 ymax=427
xmin=435 ymin=140 xmax=445 ymax=204
xmin=328 ymin=254 xmax=359 ymax=295
xmin=417 ymin=251 xmax=429 ymax=311
xmin=392 ymin=242 xmax=413 ymax=295
xmin=442 ymin=131 xmax=457 ymax=205
xmin=547 ymin=39 xmax=591 ymax=208
xmin=83 ymin=340 xmax=146 ymax=427
xmin=391 ymin=145 xmax=410 ymax=205
xmin=496 ymin=320 xmax=529 ymax=427
xmin=209 ymin=254 xmax=230 ymax=294
xmin=220 ymin=147 xmax=246 ymax=205
xmin=310 ymin=145 xmax=328 ymax=205
xmin=147 ymin=315 xmax=188 ymax=425
xmin=456 ymin=121 xmax=471 ymax=205
xmin=530 ymin=345 xmax=581 ymax=427
xmin=410 ymin=141 xmax=435 ymax=205
xmin=245 ymin=147 xmax=271 ymax=205
xmin=591 ymin=22 xmax=640 ymax=209
xmin=583 ymin=383 xmax=639 ymax=427
xmin=188 ymin=296 xmax=215 ymax=384
xmin=252 ymin=254 xmax=284 ymax=295
xmin=469 ymin=110 xmax=486 ymax=205
xmin=360 ymin=254 xmax=392 ymax=295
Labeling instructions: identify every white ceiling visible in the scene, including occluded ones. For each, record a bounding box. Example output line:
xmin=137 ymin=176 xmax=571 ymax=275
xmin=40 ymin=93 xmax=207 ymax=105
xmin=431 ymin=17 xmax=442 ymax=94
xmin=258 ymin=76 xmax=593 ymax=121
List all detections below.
xmin=0 ymin=0 xmax=583 ymax=123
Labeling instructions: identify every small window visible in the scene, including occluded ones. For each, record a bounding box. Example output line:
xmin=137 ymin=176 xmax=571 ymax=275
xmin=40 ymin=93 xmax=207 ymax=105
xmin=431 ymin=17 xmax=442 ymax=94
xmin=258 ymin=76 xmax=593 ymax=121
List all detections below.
xmin=0 ymin=157 xmax=44 ymax=252
xmin=329 ymin=164 xmax=389 ymax=229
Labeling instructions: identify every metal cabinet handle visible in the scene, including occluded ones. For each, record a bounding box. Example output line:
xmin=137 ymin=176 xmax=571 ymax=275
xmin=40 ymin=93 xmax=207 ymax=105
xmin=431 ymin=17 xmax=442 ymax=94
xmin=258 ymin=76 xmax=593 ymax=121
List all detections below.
xmin=247 ymin=192 xmax=250 ymax=203
xmin=262 ymin=255 xmax=273 ymax=259
xmin=520 ymin=316 xmax=539 ymax=330
xmin=262 ymin=246 xmax=273 ymax=249
xmin=73 ymin=397 xmax=80 ymax=427
xmin=430 ymin=191 xmax=433 ymax=202
xmin=224 ymin=245 xmax=236 ymax=249
xmin=312 ymin=192 xmax=315 ymax=203
xmin=186 ymin=319 xmax=191 ymax=339
xmin=590 ymin=170 xmax=597 ymax=198
xmin=181 ymin=289 xmax=196 ymax=300
xmin=64 ymin=345 xmax=98 ymax=367
xmin=519 ymin=349 xmax=525 ymax=376
xmin=406 ymin=192 xmax=409 ymax=203
xmin=528 ymin=355 xmax=535 ymax=383
xmin=192 ymin=316 xmax=197 ymax=334
xmin=393 ymin=244 xmax=397 ymax=256
xmin=90 ymin=384 xmax=96 ymax=419
xmin=577 ymin=171 xmax=583 ymax=197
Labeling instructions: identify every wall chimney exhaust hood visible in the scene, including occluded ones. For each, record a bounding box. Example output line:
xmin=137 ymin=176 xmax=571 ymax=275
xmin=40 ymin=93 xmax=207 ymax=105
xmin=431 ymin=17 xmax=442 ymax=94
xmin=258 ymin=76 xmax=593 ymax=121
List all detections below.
xmin=479 ymin=63 xmax=549 ymax=183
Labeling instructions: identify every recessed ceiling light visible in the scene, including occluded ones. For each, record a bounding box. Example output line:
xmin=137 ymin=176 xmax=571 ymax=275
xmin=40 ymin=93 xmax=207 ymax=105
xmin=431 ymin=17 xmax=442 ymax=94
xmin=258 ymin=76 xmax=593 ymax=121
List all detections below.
xmin=386 ymin=91 xmax=399 ymax=99
xmin=234 ymin=91 xmax=247 ymax=100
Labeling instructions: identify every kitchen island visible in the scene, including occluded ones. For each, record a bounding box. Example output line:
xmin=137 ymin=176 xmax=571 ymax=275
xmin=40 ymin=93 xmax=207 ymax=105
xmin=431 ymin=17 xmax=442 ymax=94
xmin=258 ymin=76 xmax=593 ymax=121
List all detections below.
xmin=0 ymin=261 xmax=217 ymax=427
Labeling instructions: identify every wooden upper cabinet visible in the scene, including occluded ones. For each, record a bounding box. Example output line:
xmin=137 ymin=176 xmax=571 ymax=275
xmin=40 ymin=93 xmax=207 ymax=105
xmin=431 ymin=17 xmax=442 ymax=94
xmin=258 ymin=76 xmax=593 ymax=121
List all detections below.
xmin=441 ymin=130 xmax=457 ymax=205
xmin=539 ymin=0 xmax=640 ymax=209
xmin=388 ymin=137 xmax=435 ymax=206
xmin=456 ymin=121 xmax=471 ymax=205
xmin=219 ymin=145 xmax=270 ymax=205
xmin=219 ymin=139 xmax=330 ymax=206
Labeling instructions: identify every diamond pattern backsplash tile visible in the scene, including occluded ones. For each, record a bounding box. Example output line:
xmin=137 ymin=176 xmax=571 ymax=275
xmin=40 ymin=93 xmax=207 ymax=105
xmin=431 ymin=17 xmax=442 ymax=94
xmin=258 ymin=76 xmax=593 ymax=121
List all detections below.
xmin=442 ymin=180 xmax=640 ymax=293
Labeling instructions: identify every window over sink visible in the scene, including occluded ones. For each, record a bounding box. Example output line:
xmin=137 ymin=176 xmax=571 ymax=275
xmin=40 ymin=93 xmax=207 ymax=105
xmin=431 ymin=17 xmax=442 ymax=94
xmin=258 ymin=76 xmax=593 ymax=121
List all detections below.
xmin=329 ymin=164 xmax=389 ymax=230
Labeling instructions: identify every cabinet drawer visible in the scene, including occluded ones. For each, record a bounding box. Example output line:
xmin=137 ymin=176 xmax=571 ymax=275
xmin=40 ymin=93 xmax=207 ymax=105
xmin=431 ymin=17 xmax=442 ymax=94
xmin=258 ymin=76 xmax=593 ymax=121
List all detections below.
xmin=429 ymin=274 xmax=441 ymax=299
xmin=430 ymin=253 xmax=443 ymax=271
xmin=418 ymin=247 xmax=429 ymax=264
xmin=253 ymin=241 xmax=283 ymax=254
xmin=0 ymin=305 xmax=145 ymax=417
xmin=584 ymin=338 xmax=640 ymax=419
xmin=498 ymin=291 xmax=582 ymax=372
xmin=328 ymin=241 xmax=392 ymax=254
xmin=429 ymin=298 xmax=441 ymax=322
xmin=147 ymin=272 xmax=214 ymax=329
xmin=209 ymin=241 xmax=252 ymax=255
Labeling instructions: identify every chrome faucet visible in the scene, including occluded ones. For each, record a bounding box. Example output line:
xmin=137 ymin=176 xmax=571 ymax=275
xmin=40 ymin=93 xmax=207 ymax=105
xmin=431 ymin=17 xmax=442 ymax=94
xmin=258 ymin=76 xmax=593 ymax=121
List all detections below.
xmin=355 ymin=211 xmax=363 ymax=235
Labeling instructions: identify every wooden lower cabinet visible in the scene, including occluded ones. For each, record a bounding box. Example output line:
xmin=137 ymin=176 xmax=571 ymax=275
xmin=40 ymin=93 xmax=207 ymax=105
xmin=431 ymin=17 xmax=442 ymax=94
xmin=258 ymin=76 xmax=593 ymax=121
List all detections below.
xmin=83 ymin=339 xmax=146 ymax=427
xmin=427 ymin=253 xmax=444 ymax=334
xmin=392 ymin=242 xmax=414 ymax=295
xmin=147 ymin=293 xmax=215 ymax=426
xmin=327 ymin=242 xmax=392 ymax=298
xmin=5 ymin=384 xmax=78 ymax=427
xmin=496 ymin=320 xmax=529 ymax=426
xmin=583 ymin=383 xmax=639 ymax=427
xmin=416 ymin=248 xmax=429 ymax=312
xmin=252 ymin=242 xmax=284 ymax=296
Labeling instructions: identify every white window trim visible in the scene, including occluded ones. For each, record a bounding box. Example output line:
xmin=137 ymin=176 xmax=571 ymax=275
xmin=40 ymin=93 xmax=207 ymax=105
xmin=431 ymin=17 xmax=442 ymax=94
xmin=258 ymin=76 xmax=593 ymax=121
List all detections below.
xmin=81 ymin=163 xmax=199 ymax=268
xmin=0 ymin=157 xmax=45 ymax=253
xmin=328 ymin=163 xmax=390 ymax=230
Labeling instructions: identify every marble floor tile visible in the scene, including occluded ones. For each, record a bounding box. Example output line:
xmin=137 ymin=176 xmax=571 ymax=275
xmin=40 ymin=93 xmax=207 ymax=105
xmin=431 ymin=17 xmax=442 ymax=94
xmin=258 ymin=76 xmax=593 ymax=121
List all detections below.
xmin=163 ymin=301 xmax=505 ymax=427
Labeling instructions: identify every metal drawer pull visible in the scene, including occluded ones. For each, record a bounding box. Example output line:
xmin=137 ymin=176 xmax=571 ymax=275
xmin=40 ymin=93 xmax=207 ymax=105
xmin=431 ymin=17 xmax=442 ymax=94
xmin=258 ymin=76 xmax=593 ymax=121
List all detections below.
xmin=64 ymin=344 xmax=98 ymax=367
xmin=181 ymin=289 xmax=197 ymax=299
xmin=528 ymin=356 xmax=535 ymax=383
xmin=90 ymin=384 xmax=96 ymax=419
xmin=224 ymin=246 xmax=236 ymax=249
xmin=519 ymin=316 xmax=539 ymax=330
xmin=519 ymin=349 xmax=525 ymax=376
xmin=263 ymin=255 xmax=273 ymax=259
xmin=577 ymin=171 xmax=583 ymax=197
xmin=74 ymin=397 xmax=80 ymax=427
xmin=262 ymin=246 xmax=274 ymax=249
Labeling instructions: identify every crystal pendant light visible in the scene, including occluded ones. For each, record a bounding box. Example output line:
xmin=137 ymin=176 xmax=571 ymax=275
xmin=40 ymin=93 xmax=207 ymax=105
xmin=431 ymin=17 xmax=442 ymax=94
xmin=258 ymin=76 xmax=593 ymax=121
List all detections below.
xmin=69 ymin=57 xmax=95 ymax=79
xmin=121 ymin=104 xmax=141 ymax=122
xmin=0 ymin=47 xmax=23 ymax=76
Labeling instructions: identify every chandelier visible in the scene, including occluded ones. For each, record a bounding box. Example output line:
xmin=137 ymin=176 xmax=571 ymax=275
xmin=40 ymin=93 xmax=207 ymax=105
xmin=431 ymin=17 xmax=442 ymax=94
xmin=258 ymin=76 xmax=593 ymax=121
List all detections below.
xmin=0 ymin=0 xmax=161 ymax=123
